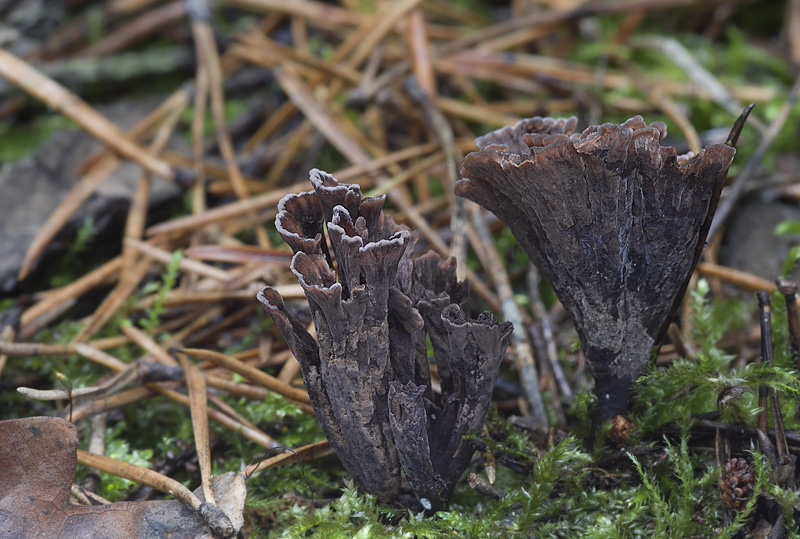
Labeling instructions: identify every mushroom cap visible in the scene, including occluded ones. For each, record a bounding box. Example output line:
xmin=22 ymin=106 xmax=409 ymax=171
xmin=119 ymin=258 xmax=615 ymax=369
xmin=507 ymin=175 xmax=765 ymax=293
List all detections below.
xmin=458 ymin=116 xmax=735 ymax=405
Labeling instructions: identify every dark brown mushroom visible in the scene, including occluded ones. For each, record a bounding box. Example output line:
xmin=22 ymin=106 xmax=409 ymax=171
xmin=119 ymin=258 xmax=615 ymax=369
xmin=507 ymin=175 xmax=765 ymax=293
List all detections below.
xmin=457 ymin=116 xmax=735 ymax=423
xmin=258 ymin=169 xmax=512 ymax=509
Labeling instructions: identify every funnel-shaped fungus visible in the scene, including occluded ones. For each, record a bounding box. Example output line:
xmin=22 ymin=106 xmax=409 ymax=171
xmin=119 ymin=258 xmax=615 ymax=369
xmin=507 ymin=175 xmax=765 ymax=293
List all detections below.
xmin=258 ymin=169 xmax=512 ymax=509
xmin=457 ymin=116 xmax=735 ymax=422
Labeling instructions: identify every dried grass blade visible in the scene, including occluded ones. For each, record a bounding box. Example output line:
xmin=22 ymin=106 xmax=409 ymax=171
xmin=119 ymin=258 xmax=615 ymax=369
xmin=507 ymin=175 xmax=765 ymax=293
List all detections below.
xmin=77 ymin=0 xmax=186 ymax=58
xmin=73 ymin=343 xmax=129 ymax=371
xmin=17 ymin=89 xmax=187 ymax=281
xmin=0 ymin=342 xmax=76 ymax=356
xmin=274 ymin=64 xmax=371 ymax=165
xmin=208 ymin=393 xmax=258 ymax=431
xmin=696 ymin=262 xmax=782 ymax=296
xmin=222 ymin=0 xmax=362 ymax=27
xmin=406 ymin=9 xmax=436 ymax=97
xmin=18 ymin=156 xmax=120 ymax=280
xmin=0 ymin=324 xmax=13 ymax=378
xmin=76 ymin=450 xmax=210 ymax=517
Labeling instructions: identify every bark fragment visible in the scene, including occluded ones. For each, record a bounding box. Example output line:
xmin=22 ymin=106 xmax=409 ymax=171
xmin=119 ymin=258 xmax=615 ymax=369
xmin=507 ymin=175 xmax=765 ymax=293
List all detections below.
xmin=457 ymin=116 xmax=735 ymax=423
xmin=258 ymin=169 xmax=512 ymax=508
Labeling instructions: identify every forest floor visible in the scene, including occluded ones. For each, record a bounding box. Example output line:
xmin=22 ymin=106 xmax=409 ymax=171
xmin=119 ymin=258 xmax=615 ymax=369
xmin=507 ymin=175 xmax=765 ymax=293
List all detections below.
xmin=2 ymin=0 xmax=800 ymax=537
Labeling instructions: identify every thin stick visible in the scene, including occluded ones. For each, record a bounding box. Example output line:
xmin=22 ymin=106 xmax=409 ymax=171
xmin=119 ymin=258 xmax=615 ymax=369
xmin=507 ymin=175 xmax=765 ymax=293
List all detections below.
xmin=403 ymin=77 xmax=466 ymax=279
xmin=757 ymin=291 xmax=771 ymax=435
xmin=122 ymin=105 xmax=185 ymax=282
xmin=191 ymin=64 xmax=209 ymax=225
xmin=696 ymin=262 xmax=782 ymax=296
xmin=77 ymin=0 xmax=187 ymax=58
xmin=208 ymin=393 xmax=259 ymax=431
xmin=0 ymin=324 xmax=15 ymax=379
xmin=222 ymin=0 xmax=362 ymax=27
xmin=162 ymin=306 xmax=225 ymax=349
xmin=146 ymin=180 xmax=313 ymax=237
xmin=70 ymin=386 xmax=155 ymax=423
xmin=527 ymin=264 xmax=572 ymax=401
xmin=0 ymin=342 xmax=77 ymax=357
xmin=155 ymin=383 xmax=282 ymax=449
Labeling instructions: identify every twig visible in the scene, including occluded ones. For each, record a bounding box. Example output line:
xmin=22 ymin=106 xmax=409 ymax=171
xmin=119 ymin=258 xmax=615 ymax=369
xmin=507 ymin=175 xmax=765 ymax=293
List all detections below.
xmin=0 ymin=48 xmax=194 ymax=97
xmin=147 ymin=180 xmax=311 ymax=237
xmin=403 ymin=76 xmax=467 ymax=279
xmin=0 ymin=323 xmax=16 ymax=380
xmin=696 ymin=262 xmax=790 ymax=298
xmin=406 ymin=9 xmax=437 ymax=98
xmin=181 ymin=347 xmax=311 ymax=405
xmin=222 ymin=0 xmax=362 ymax=27
xmin=629 ymin=36 xmax=767 ymax=133
xmin=757 ymin=291 xmax=771 ymax=434
xmin=124 ymin=238 xmax=232 ymax=283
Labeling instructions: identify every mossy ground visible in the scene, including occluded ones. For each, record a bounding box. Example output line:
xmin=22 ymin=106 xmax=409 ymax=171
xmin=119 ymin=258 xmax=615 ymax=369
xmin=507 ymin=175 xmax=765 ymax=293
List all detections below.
xmin=2 ymin=1 xmax=800 ymax=537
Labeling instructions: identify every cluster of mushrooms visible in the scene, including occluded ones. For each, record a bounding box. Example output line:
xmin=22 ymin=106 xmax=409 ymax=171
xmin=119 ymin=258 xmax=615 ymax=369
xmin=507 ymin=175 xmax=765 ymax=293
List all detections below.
xmin=258 ymin=115 xmax=737 ymax=507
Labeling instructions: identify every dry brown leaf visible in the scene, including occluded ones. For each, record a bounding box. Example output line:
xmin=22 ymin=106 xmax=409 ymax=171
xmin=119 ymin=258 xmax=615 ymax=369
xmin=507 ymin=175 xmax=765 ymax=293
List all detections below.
xmin=0 ymin=416 xmax=244 ymax=538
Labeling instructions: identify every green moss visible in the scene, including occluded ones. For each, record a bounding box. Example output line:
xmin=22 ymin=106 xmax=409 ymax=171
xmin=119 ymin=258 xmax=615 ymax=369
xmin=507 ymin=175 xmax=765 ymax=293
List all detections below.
xmin=137 ymin=248 xmax=183 ymax=336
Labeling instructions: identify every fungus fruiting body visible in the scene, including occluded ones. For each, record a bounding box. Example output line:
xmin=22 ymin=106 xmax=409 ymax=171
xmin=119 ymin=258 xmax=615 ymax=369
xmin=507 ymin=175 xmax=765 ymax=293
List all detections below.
xmin=457 ymin=116 xmax=735 ymax=422
xmin=258 ymin=169 xmax=512 ymax=509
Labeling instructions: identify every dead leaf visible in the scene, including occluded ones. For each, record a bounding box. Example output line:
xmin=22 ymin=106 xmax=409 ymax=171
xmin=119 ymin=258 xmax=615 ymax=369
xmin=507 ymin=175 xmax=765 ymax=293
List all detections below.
xmin=0 ymin=416 xmax=244 ymax=538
